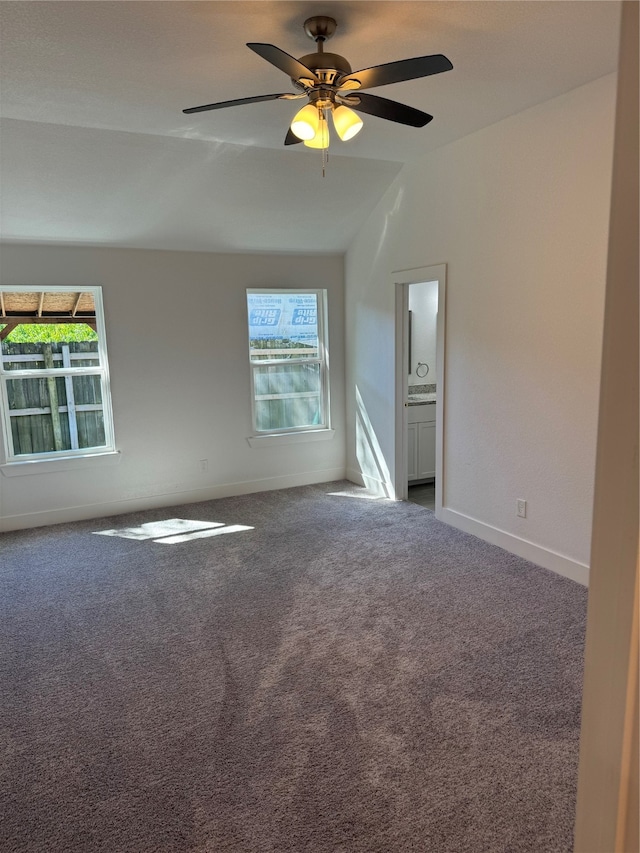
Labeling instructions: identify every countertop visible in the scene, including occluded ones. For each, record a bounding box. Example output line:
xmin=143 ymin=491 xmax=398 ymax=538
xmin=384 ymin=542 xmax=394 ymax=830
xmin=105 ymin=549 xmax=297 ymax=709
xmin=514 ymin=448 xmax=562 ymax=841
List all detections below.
xmin=408 ymin=393 xmax=436 ymax=406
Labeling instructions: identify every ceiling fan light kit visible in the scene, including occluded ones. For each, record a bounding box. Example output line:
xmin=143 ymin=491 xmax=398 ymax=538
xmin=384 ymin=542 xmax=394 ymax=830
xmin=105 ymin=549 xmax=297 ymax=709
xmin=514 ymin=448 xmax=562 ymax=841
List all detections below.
xmin=291 ymin=103 xmax=320 ymax=140
xmin=331 ymin=105 xmax=363 ymax=142
xmin=183 ymin=15 xmax=453 ymax=173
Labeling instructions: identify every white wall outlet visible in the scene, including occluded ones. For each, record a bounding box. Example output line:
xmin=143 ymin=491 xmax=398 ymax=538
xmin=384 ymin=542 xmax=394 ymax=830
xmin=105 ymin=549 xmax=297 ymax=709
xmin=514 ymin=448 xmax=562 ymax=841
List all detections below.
xmin=200 ymin=459 xmax=208 ymax=473
xmin=517 ymin=499 xmax=527 ymax=518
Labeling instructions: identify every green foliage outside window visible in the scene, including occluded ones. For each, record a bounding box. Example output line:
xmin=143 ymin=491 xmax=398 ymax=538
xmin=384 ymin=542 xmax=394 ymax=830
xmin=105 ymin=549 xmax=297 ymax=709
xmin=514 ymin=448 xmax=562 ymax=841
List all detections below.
xmin=0 ymin=324 xmax=98 ymax=344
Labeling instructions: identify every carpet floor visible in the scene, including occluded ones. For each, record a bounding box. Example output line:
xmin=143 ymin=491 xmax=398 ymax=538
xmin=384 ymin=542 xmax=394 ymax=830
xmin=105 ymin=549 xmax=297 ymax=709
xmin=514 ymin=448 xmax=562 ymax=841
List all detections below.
xmin=0 ymin=481 xmax=587 ymax=852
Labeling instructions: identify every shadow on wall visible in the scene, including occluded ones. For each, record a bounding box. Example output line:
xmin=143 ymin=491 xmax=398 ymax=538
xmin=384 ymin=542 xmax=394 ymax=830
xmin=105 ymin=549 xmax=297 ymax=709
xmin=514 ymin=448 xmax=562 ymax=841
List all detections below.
xmin=355 ymin=385 xmax=392 ymax=498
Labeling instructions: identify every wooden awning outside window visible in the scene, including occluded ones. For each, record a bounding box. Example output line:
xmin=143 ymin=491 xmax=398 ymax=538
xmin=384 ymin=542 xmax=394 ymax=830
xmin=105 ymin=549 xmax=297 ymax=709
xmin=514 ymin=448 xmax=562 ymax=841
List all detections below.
xmin=0 ymin=291 xmax=97 ymax=340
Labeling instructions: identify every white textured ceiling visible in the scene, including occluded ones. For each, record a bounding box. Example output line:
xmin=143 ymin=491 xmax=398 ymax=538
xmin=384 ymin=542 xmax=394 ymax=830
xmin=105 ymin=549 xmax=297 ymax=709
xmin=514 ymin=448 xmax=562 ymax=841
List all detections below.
xmin=0 ymin=1 xmax=620 ymax=254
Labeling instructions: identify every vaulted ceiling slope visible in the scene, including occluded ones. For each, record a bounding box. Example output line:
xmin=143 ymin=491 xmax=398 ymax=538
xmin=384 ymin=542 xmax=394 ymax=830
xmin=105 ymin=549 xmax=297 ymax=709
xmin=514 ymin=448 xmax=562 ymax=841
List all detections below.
xmin=0 ymin=1 xmax=620 ymax=254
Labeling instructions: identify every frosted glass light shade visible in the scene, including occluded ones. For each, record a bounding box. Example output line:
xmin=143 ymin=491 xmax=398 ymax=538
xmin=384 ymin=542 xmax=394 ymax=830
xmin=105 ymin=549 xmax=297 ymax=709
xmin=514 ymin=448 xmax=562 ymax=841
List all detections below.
xmin=332 ymin=105 xmax=363 ymax=141
xmin=291 ymin=104 xmax=320 ymax=141
xmin=304 ymin=116 xmax=330 ymax=149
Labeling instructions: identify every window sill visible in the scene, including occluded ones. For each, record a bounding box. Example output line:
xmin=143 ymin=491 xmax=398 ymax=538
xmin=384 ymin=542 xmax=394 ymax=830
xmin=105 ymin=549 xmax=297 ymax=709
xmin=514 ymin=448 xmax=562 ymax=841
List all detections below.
xmin=247 ymin=429 xmax=335 ymax=449
xmin=1 ymin=450 xmax=121 ymax=477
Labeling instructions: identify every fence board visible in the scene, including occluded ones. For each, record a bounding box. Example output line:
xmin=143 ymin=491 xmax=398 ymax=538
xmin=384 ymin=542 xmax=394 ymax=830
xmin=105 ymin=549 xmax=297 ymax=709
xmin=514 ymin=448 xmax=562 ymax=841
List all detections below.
xmin=2 ymin=341 xmax=104 ymax=455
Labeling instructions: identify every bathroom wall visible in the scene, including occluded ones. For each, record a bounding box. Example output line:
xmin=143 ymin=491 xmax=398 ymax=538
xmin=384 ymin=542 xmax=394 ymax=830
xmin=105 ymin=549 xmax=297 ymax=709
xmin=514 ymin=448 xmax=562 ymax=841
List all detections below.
xmin=408 ymin=280 xmax=438 ymax=387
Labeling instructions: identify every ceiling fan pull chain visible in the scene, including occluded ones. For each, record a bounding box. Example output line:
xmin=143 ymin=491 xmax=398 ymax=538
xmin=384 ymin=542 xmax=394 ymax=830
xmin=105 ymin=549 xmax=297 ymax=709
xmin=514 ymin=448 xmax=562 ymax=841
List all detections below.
xmin=322 ymin=107 xmax=328 ymax=177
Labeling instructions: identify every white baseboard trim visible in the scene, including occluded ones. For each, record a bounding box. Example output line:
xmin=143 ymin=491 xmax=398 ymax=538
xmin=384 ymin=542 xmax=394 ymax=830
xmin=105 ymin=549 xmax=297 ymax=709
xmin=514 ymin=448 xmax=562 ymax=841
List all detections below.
xmin=345 ymin=467 xmax=392 ymax=498
xmin=0 ymin=467 xmax=347 ymax=532
xmin=438 ymin=506 xmax=589 ymax=587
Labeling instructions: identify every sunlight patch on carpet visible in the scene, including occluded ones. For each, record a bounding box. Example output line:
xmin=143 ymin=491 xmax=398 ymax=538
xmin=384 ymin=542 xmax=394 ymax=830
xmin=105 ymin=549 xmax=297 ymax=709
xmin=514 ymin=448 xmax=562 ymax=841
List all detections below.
xmin=93 ymin=518 xmax=254 ymax=544
xmin=327 ymin=489 xmax=388 ymax=501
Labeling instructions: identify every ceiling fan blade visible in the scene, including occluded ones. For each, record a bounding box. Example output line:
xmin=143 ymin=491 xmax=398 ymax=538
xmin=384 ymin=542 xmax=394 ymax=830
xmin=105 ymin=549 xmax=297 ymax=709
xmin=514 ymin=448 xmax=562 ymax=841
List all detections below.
xmin=284 ymin=128 xmax=302 ymax=146
xmin=338 ymin=54 xmax=453 ymax=91
xmin=343 ymin=92 xmax=433 ymax=127
xmin=247 ymin=43 xmax=320 ymax=86
xmin=183 ymin=93 xmax=296 ymax=114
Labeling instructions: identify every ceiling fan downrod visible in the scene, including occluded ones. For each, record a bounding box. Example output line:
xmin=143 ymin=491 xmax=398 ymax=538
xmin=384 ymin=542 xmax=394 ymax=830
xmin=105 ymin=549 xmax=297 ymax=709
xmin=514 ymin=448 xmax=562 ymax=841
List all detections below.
xmin=297 ymin=16 xmax=356 ymax=173
xmin=297 ymin=16 xmax=353 ymax=87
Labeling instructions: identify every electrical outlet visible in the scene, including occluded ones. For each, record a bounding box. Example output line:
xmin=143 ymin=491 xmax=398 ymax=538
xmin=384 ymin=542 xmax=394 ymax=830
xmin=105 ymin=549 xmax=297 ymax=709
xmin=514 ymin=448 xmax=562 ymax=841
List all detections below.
xmin=200 ymin=459 xmax=208 ymax=473
xmin=517 ymin=499 xmax=527 ymax=518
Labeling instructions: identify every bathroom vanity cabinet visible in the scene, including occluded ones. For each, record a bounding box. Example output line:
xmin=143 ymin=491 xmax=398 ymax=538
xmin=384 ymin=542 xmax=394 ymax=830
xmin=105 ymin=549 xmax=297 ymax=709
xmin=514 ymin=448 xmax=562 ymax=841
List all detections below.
xmin=408 ymin=403 xmax=436 ymax=481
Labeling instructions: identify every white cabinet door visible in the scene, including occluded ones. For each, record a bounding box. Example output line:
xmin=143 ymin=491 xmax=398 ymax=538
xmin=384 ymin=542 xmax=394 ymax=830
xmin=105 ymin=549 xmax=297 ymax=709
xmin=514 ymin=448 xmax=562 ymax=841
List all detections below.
xmin=408 ymin=422 xmax=418 ymax=481
xmin=418 ymin=422 xmax=436 ymax=479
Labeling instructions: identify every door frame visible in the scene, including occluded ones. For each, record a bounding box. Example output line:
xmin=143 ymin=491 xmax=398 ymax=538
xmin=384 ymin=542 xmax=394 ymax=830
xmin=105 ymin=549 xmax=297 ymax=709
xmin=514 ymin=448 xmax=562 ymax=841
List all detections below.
xmin=393 ymin=264 xmax=446 ymax=516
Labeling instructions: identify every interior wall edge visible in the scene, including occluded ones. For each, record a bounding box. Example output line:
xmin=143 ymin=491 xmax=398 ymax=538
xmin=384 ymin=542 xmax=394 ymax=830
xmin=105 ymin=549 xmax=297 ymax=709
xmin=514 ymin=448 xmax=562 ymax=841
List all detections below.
xmin=574 ymin=0 xmax=640 ymax=847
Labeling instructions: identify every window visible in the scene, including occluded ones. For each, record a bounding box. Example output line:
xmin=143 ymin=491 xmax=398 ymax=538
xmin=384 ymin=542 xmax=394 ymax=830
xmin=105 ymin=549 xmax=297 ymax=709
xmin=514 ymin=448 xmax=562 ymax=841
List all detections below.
xmin=0 ymin=286 xmax=116 ymax=463
xmin=247 ymin=289 xmax=330 ymax=435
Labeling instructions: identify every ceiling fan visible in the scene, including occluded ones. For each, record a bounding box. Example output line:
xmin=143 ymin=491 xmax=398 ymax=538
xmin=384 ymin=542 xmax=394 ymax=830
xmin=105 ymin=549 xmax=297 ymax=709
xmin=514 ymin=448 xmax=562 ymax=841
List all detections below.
xmin=183 ymin=15 xmax=453 ymax=153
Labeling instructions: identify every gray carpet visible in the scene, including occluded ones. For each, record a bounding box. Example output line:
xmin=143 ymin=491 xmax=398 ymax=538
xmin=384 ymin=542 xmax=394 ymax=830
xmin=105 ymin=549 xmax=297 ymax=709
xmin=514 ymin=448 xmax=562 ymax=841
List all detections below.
xmin=0 ymin=481 xmax=586 ymax=852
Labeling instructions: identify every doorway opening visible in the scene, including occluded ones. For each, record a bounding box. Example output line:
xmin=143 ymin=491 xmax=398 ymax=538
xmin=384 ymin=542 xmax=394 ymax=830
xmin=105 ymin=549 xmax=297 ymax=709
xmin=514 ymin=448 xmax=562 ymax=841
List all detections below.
xmin=393 ymin=264 xmax=446 ymax=516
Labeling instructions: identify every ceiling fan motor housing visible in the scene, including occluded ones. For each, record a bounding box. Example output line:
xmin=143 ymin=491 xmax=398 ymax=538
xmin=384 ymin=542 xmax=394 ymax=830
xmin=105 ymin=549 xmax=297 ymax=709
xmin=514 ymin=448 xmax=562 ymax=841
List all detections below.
xmin=296 ymin=51 xmax=352 ymax=87
xmin=183 ymin=12 xmax=451 ymax=145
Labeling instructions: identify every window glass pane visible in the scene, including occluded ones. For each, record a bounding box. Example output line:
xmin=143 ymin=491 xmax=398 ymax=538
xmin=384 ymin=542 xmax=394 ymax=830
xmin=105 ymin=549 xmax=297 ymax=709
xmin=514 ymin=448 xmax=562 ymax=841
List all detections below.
xmin=1 ymin=335 xmax=100 ymax=372
xmin=253 ymin=363 xmax=322 ymax=430
xmin=6 ymin=375 xmax=106 ymax=456
xmin=0 ymin=287 xmax=115 ymax=461
xmin=248 ymin=292 xmax=319 ymax=361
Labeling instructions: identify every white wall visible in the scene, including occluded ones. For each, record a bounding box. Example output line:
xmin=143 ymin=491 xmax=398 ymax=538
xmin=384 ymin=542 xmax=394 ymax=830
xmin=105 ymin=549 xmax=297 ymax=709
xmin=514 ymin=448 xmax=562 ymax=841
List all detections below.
xmin=0 ymin=246 xmax=346 ymax=530
xmin=345 ymin=74 xmax=617 ymax=580
xmin=408 ymin=280 xmax=438 ymax=386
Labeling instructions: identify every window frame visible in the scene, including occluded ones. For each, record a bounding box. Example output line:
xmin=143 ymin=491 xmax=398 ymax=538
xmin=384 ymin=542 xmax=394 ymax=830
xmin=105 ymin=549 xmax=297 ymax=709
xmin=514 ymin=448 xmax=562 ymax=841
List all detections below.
xmin=246 ymin=288 xmax=331 ymax=437
xmin=0 ymin=285 xmax=116 ymax=464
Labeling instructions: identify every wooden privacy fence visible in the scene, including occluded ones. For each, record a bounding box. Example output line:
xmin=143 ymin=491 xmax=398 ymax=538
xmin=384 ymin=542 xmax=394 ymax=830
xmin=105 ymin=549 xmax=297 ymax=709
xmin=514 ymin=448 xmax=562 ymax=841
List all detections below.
xmin=1 ymin=341 xmax=105 ymax=455
xmin=249 ymin=343 xmax=323 ymax=431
